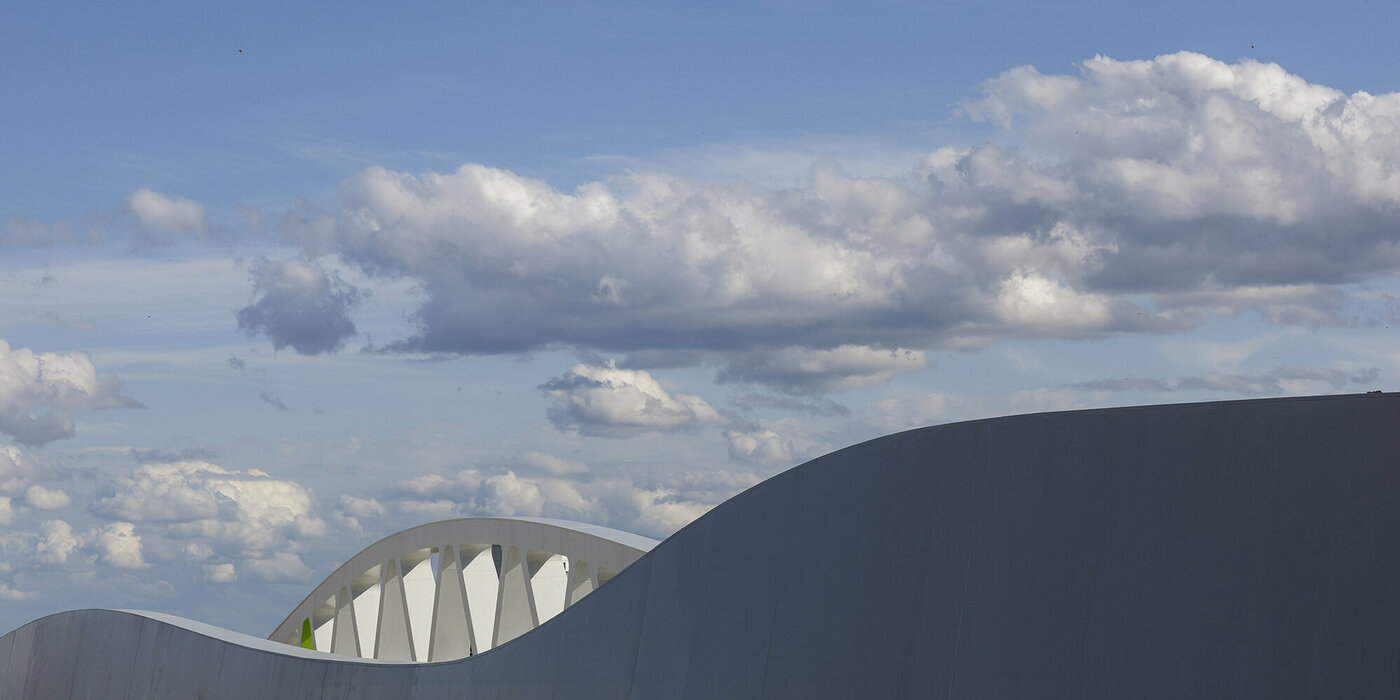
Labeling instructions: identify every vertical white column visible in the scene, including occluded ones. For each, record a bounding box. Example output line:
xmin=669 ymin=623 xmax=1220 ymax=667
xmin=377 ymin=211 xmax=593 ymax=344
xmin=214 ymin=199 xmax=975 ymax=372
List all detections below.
xmin=527 ymin=551 xmax=568 ymax=624
xmin=428 ymin=544 xmax=474 ymax=661
xmin=311 ymin=598 xmax=335 ymax=652
xmin=493 ymin=545 xmax=535 ymax=646
xmin=330 ymin=585 xmax=360 ymax=656
xmin=351 ymin=567 xmax=381 ymax=657
xmin=566 ymin=559 xmax=594 ymax=606
xmin=401 ymin=550 xmax=435 ymax=661
xmin=375 ymin=557 xmax=415 ymax=661
xmin=461 ymin=544 xmax=499 ymax=653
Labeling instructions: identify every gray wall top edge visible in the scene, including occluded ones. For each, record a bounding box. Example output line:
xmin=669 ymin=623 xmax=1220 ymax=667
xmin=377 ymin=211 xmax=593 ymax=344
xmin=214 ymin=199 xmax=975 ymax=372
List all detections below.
xmin=0 ymin=608 xmax=413 ymax=666
xmin=645 ymin=391 xmax=1397 ymax=562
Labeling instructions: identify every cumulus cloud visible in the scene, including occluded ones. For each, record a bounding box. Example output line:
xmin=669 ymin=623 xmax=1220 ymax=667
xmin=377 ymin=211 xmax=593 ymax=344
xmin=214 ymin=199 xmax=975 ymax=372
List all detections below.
xmin=280 ymin=160 xmax=1173 ymax=375
xmin=262 ymin=52 xmax=1400 ymax=395
xmin=94 ymin=460 xmax=327 ymax=557
xmin=97 ymin=522 xmax=147 ymax=569
xmin=0 ymin=339 xmax=141 ymax=446
xmin=127 ymin=188 xmax=206 ymax=236
xmin=337 ymin=494 xmax=386 ymax=519
xmin=333 ymin=494 xmax=386 ymax=534
xmin=960 ymin=52 xmax=1400 ymax=287
xmin=0 ymin=497 xmax=13 ymax=526
xmin=540 ymin=360 xmax=724 ymax=437
xmin=36 ymin=519 xmax=81 ymax=565
xmin=724 ymin=428 xmax=795 ymax=466
xmin=0 ymin=444 xmax=35 ymax=494
xmin=25 ymin=484 xmax=70 ymax=510
xmin=204 ymin=562 xmax=237 ymax=582
xmin=236 ymin=257 xmax=363 ymax=355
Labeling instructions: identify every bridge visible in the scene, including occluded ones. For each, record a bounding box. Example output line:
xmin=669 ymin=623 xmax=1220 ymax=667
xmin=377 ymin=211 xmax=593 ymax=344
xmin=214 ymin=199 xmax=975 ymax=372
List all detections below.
xmin=267 ymin=517 xmax=656 ymax=660
xmin=4 ymin=394 xmax=1400 ymax=698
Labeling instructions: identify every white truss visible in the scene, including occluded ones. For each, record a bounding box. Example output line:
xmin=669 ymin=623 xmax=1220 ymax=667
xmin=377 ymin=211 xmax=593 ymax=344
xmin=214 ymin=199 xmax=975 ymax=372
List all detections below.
xmin=267 ymin=517 xmax=657 ymax=661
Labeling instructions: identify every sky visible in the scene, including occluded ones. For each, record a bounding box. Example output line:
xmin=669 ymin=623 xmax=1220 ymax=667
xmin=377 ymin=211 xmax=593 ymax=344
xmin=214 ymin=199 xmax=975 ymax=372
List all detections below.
xmin=2 ymin=0 xmax=1399 ymax=636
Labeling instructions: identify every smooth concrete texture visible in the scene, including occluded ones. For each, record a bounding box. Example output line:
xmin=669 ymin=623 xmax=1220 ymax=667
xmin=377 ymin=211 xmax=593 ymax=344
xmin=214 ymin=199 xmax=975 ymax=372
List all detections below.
xmin=4 ymin=393 xmax=1400 ymax=698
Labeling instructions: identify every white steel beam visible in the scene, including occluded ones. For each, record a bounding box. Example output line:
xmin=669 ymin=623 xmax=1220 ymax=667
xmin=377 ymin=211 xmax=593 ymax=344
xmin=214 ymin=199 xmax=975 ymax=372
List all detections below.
xmin=374 ymin=558 xmax=414 ymax=661
xmin=493 ymin=545 xmax=534 ymax=647
xmin=428 ymin=545 xmax=473 ymax=661
xmin=460 ymin=544 xmax=499 ymax=653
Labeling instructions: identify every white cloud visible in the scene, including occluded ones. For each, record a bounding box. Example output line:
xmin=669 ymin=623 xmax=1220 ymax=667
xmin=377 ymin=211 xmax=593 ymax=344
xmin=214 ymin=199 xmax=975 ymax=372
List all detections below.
xmin=0 ymin=581 xmax=36 ymax=601
xmin=0 ymin=497 xmax=13 ymax=526
xmin=275 ymin=159 xmax=1174 ymax=373
xmin=183 ymin=541 xmax=213 ymax=560
xmin=392 ymin=453 xmax=758 ymax=540
xmin=337 ymin=494 xmax=385 ymax=519
xmin=97 ymin=522 xmax=147 ymax=569
xmin=332 ymin=494 xmax=386 ymax=535
xmin=0 ymin=339 xmax=141 ymax=446
xmin=724 ymin=428 xmax=795 ymax=466
xmin=251 ymin=52 xmax=1400 ymax=399
xmin=203 ymin=562 xmax=237 ymax=583
xmin=591 ymin=482 xmax=716 ymax=537
xmin=127 ymin=188 xmax=206 ymax=235
xmin=0 ymin=445 xmax=34 ymax=494
xmin=243 ymin=552 xmax=313 ymax=582
xmin=477 ymin=471 xmax=548 ymax=517
xmin=964 ymin=53 xmax=1400 ymax=216
xmin=540 ymin=360 xmax=724 ymax=437
xmin=95 ymin=460 xmax=327 ymax=557
xmin=36 ymin=519 xmax=81 ymax=566
xmin=25 ymin=484 xmax=71 ymax=510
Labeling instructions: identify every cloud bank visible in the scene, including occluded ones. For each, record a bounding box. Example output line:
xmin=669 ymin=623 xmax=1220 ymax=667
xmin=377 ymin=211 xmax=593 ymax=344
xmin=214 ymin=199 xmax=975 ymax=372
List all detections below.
xmin=95 ymin=460 xmax=327 ymax=569
xmin=0 ymin=339 xmax=141 ymax=446
xmin=242 ymin=53 xmax=1400 ymax=395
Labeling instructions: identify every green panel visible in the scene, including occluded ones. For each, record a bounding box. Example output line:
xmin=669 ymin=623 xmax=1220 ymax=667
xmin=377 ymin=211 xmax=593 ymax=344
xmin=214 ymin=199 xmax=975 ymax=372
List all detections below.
xmin=300 ymin=618 xmax=315 ymax=649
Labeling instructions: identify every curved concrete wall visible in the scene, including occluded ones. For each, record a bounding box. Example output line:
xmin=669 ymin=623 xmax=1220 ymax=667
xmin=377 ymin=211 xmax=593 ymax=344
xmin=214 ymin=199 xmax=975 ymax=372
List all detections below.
xmin=4 ymin=394 xmax=1400 ymax=698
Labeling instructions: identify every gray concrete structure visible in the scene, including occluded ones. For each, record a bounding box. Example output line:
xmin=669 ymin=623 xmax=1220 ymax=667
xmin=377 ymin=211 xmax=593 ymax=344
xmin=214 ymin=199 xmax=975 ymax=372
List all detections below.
xmin=3 ymin=393 xmax=1400 ymax=698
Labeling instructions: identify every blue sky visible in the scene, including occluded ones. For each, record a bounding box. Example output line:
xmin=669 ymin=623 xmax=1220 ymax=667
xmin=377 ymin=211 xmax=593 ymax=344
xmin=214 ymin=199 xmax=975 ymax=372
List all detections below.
xmin=2 ymin=0 xmax=1398 ymax=636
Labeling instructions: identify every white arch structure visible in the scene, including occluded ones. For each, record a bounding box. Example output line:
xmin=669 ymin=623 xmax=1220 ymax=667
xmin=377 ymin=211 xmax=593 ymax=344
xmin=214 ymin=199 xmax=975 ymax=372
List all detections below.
xmin=267 ymin=517 xmax=657 ymax=661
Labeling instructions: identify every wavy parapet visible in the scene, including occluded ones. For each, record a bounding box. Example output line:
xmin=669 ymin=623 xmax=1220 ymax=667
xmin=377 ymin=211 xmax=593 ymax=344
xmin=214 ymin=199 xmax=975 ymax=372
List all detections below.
xmin=4 ymin=394 xmax=1400 ymax=698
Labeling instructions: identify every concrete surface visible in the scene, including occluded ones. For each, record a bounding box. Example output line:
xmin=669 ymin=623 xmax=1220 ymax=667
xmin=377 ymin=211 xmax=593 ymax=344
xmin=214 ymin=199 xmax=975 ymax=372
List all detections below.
xmin=3 ymin=393 xmax=1398 ymax=698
